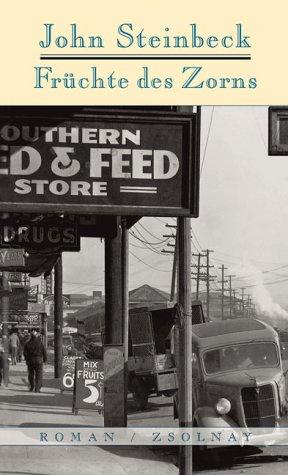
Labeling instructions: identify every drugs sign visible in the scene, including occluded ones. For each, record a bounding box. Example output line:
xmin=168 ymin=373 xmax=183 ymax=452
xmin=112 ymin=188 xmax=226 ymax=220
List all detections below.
xmin=73 ymin=359 xmax=104 ymax=412
xmin=0 ymin=222 xmax=79 ymax=251
xmin=0 ymin=111 xmax=198 ymax=216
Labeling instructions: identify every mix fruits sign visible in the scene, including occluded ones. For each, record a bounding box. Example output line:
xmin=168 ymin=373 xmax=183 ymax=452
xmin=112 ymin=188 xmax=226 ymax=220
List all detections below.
xmin=0 ymin=109 xmax=198 ymax=216
xmin=73 ymin=359 xmax=104 ymax=412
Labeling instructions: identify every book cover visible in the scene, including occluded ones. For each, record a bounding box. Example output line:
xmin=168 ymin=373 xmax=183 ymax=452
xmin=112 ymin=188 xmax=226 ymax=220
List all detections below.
xmin=0 ymin=2 xmax=288 ymax=474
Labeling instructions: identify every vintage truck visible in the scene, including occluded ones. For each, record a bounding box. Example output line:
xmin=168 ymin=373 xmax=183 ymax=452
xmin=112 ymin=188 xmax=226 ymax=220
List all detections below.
xmin=127 ymin=306 xmax=178 ymax=410
xmin=190 ymin=318 xmax=287 ymax=440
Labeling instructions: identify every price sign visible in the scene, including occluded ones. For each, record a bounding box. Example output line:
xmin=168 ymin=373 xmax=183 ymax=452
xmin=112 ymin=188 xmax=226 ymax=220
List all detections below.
xmin=72 ymin=359 xmax=104 ymax=413
xmin=60 ymin=355 xmax=82 ymax=392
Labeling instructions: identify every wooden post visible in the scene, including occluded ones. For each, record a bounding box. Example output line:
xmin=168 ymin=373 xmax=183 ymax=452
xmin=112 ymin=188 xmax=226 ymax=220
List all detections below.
xmin=54 ymin=256 xmax=63 ymax=378
xmin=42 ymin=313 xmax=48 ymax=349
xmin=1 ymin=272 xmax=10 ymax=387
xmin=177 ymin=217 xmax=193 ymax=475
xmin=104 ymin=217 xmax=126 ymax=427
xmin=170 ymin=230 xmax=178 ymax=302
xmin=122 ymin=218 xmax=129 ymax=426
xmin=196 ymin=253 xmax=201 ymax=300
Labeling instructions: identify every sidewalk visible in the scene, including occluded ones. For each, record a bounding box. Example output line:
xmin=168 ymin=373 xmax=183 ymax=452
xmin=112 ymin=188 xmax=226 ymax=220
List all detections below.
xmin=0 ymin=362 xmax=178 ymax=475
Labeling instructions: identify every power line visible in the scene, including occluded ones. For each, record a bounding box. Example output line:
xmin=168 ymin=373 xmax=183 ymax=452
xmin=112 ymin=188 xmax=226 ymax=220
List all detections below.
xmin=200 ymin=106 xmax=214 ymax=175
xmin=138 ymin=221 xmax=167 ymax=241
xmin=129 ymin=250 xmax=172 ymax=273
xmin=132 ymin=227 xmax=169 ymax=246
xmin=130 ymin=230 xmax=167 ymax=255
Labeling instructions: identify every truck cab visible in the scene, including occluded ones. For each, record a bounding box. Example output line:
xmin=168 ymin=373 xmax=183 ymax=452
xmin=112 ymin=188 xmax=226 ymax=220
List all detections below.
xmin=192 ymin=318 xmax=287 ymax=433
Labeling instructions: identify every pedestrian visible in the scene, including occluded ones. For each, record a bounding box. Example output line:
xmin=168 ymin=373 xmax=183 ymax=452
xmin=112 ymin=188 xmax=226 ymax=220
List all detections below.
xmin=24 ymin=328 xmax=47 ymax=393
xmin=9 ymin=330 xmax=20 ymax=365
xmin=17 ymin=331 xmax=25 ymax=362
xmin=0 ymin=337 xmax=4 ymax=386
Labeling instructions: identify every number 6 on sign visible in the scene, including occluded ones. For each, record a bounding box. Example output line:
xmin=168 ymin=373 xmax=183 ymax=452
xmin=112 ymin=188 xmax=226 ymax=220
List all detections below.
xmin=63 ymin=372 xmax=74 ymax=389
xmin=83 ymin=379 xmax=99 ymax=403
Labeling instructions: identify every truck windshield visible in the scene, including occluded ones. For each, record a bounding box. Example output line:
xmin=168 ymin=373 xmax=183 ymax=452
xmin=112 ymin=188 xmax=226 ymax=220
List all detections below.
xmin=203 ymin=342 xmax=279 ymax=374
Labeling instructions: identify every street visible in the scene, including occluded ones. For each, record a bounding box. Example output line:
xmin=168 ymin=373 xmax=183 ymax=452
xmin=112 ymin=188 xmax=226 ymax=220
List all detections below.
xmin=193 ymin=445 xmax=288 ymax=474
xmin=3 ymin=360 xmax=288 ymax=473
xmin=0 ymin=362 xmax=179 ymax=474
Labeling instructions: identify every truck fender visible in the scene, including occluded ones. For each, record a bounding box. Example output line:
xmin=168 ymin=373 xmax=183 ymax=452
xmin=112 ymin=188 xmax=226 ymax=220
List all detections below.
xmin=193 ymin=406 xmax=238 ymax=428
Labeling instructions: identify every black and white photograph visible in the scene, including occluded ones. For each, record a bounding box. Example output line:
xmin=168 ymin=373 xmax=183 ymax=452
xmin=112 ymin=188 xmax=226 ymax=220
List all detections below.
xmin=0 ymin=106 xmax=288 ymax=475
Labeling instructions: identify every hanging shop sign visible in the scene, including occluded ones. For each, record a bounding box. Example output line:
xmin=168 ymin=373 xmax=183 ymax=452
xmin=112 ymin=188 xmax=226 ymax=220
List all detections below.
xmin=43 ymin=294 xmax=70 ymax=307
xmin=0 ymin=221 xmax=79 ymax=251
xmin=6 ymin=310 xmax=44 ymax=326
xmin=0 ymin=248 xmax=25 ymax=268
xmin=45 ymin=273 xmax=53 ymax=295
xmin=28 ymin=284 xmax=39 ymax=302
xmin=0 ymin=110 xmax=198 ymax=216
xmin=72 ymin=359 xmax=104 ymax=413
xmin=7 ymin=272 xmax=23 ymax=282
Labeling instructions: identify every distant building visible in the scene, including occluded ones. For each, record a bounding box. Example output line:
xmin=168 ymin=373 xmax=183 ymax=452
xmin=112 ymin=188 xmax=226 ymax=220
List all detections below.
xmin=69 ymin=284 xmax=172 ymax=334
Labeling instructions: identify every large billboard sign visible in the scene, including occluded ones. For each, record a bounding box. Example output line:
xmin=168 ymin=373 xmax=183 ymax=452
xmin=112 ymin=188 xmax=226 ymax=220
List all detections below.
xmin=0 ymin=109 xmax=198 ymax=216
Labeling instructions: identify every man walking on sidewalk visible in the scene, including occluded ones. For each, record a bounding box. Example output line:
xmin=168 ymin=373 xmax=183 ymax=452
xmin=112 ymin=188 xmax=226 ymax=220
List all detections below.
xmin=24 ymin=328 xmax=47 ymax=392
xmin=9 ymin=331 xmax=20 ymax=365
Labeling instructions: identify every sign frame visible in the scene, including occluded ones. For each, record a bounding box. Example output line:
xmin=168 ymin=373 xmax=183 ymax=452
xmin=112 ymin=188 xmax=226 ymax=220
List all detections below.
xmin=72 ymin=358 xmax=104 ymax=414
xmin=0 ymin=221 xmax=80 ymax=252
xmin=268 ymin=106 xmax=288 ymax=156
xmin=0 ymin=248 xmax=25 ymax=269
xmin=0 ymin=107 xmax=199 ymax=217
xmin=60 ymin=354 xmax=82 ymax=393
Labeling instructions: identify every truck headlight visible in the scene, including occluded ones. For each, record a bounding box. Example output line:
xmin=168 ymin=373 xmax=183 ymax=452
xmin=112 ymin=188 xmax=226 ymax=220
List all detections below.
xmin=215 ymin=398 xmax=231 ymax=415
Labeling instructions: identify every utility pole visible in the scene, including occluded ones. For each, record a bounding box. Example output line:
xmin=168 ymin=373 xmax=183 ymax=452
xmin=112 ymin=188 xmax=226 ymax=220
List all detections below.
xmin=232 ymin=289 xmax=238 ymax=318
xmin=54 ymin=255 xmax=63 ymax=378
xmin=202 ymin=250 xmax=214 ymax=321
xmin=191 ymin=253 xmax=205 ymax=300
xmin=177 ymin=217 xmax=192 ymax=475
xmin=240 ymin=288 xmax=246 ymax=316
xmin=218 ymin=265 xmax=228 ymax=320
xmin=104 ymin=217 xmax=126 ymax=427
xmin=246 ymin=295 xmax=253 ymax=318
xmin=121 ymin=218 xmax=129 ymax=427
xmin=196 ymin=253 xmax=201 ymax=299
xmin=228 ymin=275 xmax=236 ymax=319
xmin=1 ymin=272 xmax=10 ymax=386
xmin=162 ymin=224 xmax=178 ymax=302
xmin=251 ymin=302 xmax=257 ymax=318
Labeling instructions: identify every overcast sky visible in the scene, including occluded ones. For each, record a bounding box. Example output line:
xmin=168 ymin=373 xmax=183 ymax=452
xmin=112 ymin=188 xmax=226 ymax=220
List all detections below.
xmin=59 ymin=106 xmax=288 ymax=317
